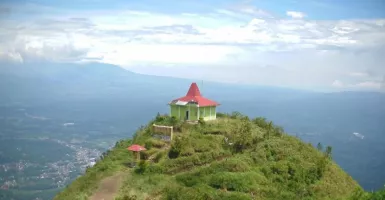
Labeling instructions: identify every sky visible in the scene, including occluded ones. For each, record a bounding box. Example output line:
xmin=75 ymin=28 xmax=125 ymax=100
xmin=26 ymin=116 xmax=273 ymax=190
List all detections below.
xmin=0 ymin=0 xmax=385 ymax=92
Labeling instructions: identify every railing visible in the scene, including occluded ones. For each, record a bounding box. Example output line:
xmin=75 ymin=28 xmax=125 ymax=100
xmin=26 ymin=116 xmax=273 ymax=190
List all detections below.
xmin=152 ymin=124 xmax=174 ymax=141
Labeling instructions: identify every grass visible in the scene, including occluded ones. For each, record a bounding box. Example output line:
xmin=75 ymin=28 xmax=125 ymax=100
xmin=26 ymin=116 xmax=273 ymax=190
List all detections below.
xmin=55 ymin=112 xmax=385 ymax=200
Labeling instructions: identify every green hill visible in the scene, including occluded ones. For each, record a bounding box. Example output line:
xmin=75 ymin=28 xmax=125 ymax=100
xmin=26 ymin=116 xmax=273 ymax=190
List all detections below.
xmin=54 ymin=112 xmax=384 ymax=200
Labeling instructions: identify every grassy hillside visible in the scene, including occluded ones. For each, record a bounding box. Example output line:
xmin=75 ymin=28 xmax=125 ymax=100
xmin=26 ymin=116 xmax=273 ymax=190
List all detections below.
xmin=55 ymin=112 xmax=382 ymax=200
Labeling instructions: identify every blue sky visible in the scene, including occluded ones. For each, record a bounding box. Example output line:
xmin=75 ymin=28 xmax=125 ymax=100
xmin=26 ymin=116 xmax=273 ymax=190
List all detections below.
xmin=0 ymin=0 xmax=385 ymax=92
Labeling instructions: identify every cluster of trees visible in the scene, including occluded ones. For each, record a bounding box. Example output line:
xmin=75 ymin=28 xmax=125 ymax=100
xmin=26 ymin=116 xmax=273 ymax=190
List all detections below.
xmin=216 ymin=112 xmax=284 ymax=153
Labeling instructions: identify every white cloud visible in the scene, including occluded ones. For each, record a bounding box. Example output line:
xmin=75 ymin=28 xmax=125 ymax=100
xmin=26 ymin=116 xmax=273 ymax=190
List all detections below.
xmin=0 ymin=3 xmax=385 ymax=91
xmin=286 ymin=11 xmax=306 ymax=19
xmin=332 ymin=80 xmax=382 ymax=91
xmin=355 ymin=81 xmax=381 ymax=89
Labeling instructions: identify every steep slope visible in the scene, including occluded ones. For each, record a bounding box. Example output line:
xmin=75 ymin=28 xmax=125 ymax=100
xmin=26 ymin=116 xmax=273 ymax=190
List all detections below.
xmin=54 ymin=113 xmax=366 ymax=200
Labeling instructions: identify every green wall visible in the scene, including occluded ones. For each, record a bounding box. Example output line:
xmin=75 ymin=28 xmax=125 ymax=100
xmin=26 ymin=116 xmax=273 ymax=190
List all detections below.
xmin=170 ymin=104 xmax=216 ymax=121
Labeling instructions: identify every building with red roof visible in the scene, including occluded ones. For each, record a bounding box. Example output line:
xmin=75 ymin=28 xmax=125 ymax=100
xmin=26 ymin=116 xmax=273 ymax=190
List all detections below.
xmin=169 ymin=82 xmax=219 ymax=121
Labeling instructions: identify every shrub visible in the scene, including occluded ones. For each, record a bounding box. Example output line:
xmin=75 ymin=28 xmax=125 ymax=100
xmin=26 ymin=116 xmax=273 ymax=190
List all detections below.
xmin=230 ymin=119 xmax=254 ymax=153
xmin=216 ymin=112 xmax=226 ymax=118
xmin=198 ymin=117 xmax=206 ymax=125
xmin=252 ymin=117 xmax=269 ymax=128
xmin=210 ymin=158 xmax=250 ymax=172
xmin=149 ymin=139 xmax=166 ymax=148
xmin=145 ymin=140 xmax=153 ymax=150
xmin=147 ymin=164 xmax=165 ymax=174
xmin=135 ymin=160 xmax=148 ymax=174
xmin=176 ymin=173 xmax=201 ymax=187
xmin=180 ymin=146 xmax=195 ymax=157
xmin=208 ymin=172 xmax=255 ymax=192
xmin=168 ymin=137 xmax=184 ymax=159
xmin=230 ymin=111 xmax=243 ymax=119
xmin=153 ymin=151 xmax=166 ymax=163
xmin=140 ymin=148 xmax=158 ymax=160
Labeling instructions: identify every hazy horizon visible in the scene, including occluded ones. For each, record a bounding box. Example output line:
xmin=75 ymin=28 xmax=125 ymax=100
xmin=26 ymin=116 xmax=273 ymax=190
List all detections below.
xmin=1 ymin=0 xmax=385 ymax=92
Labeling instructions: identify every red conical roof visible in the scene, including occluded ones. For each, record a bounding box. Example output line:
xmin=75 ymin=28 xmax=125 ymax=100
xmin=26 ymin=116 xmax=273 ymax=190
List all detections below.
xmin=170 ymin=82 xmax=219 ymax=107
xmin=127 ymin=144 xmax=146 ymax=152
xmin=186 ymin=83 xmax=201 ymax=97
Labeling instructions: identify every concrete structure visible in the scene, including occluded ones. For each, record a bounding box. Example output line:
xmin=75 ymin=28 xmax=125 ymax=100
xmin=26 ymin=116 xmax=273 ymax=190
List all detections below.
xmin=169 ymin=82 xmax=219 ymax=121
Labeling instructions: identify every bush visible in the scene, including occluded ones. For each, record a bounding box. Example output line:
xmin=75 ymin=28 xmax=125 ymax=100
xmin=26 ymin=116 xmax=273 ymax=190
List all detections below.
xmin=230 ymin=111 xmax=243 ymax=119
xmin=230 ymin=119 xmax=254 ymax=153
xmin=252 ymin=117 xmax=269 ymax=128
xmin=153 ymin=151 xmax=166 ymax=163
xmin=210 ymin=158 xmax=250 ymax=172
xmin=135 ymin=160 xmax=148 ymax=174
xmin=149 ymin=139 xmax=166 ymax=148
xmin=176 ymin=174 xmax=201 ymax=187
xmin=164 ymin=151 xmax=231 ymax=173
xmin=168 ymin=137 xmax=184 ymax=159
xmin=198 ymin=117 xmax=206 ymax=125
xmin=140 ymin=148 xmax=158 ymax=160
xmin=216 ymin=112 xmax=228 ymax=118
xmin=208 ymin=172 xmax=255 ymax=192
xmin=147 ymin=164 xmax=165 ymax=174
xmin=145 ymin=140 xmax=153 ymax=150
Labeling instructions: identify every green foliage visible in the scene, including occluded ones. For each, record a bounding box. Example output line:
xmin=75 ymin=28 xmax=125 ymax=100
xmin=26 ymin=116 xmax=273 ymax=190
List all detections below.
xmin=135 ymin=160 xmax=148 ymax=174
xmin=208 ymin=172 xmax=258 ymax=192
xmin=147 ymin=164 xmax=165 ymax=174
xmin=252 ymin=117 xmax=269 ymax=128
xmin=140 ymin=148 xmax=158 ymax=160
xmin=348 ymin=186 xmax=385 ymax=200
xmin=153 ymin=151 xmax=166 ymax=163
xmin=317 ymin=142 xmax=323 ymax=151
xmin=56 ymin=112 xmax=367 ymax=200
xmin=198 ymin=117 xmax=206 ymax=125
xmin=230 ymin=111 xmax=243 ymax=119
xmin=216 ymin=112 xmax=227 ymax=118
xmin=168 ymin=137 xmax=184 ymax=159
xmin=144 ymin=140 xmax=153 ymax=150
xmin=325 ymin=145 xmax=333 ymax=159
xmin=154 ymin=114 xmax=182 ymax=128
xmin=230 ymin=118 xmax=254 ymax=153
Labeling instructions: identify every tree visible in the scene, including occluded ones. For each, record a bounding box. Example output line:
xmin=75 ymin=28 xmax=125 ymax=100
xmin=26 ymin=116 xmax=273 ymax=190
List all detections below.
xmin=168 ymin=137 xmax=184 ymax=158
xmin=325 ymin=146 xmax=332 ymax=159
xmin=317 ymin=142 xmax=323 ymax=152
xmin=252 ymin=117 xmax=268 ymax=128
xmin=231 ymin=119 xmax=253 ymax=153
xmin=265 ymin=121 xmax=273 ymax=139
xmin=273 ymin=126 xmax=284 ymax=137
xmin=230 ymin=111 xmax=243 ymax=119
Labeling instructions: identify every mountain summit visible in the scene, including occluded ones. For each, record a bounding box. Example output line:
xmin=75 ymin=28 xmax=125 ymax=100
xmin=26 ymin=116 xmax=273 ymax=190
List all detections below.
xmin=54 ymin=112 xmax=376 ymax=200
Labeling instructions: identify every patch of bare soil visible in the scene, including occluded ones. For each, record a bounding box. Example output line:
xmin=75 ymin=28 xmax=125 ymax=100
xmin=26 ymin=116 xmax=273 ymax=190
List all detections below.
xmin=89 ymin=172 xmax=124 ymax=200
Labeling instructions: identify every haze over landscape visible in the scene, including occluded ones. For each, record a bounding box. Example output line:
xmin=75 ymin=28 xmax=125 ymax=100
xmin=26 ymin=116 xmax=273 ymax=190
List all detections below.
xmin=0 ymin=0 xmax=385 ymax=199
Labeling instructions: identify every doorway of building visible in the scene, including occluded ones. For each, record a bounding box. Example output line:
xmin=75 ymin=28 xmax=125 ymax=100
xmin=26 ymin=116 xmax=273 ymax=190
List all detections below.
xmin=185 ymin=111 xmax=189 ymax=120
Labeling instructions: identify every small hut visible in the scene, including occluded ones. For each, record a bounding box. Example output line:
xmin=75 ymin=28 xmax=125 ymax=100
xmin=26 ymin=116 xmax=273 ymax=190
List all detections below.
xmin=127 ymin=144 xmax=146 ymax=160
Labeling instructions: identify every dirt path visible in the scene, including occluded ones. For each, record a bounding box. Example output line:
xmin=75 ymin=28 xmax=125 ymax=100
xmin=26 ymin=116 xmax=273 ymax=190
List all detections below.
xmin=89 ymin=172 xmax=125 ymax=200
